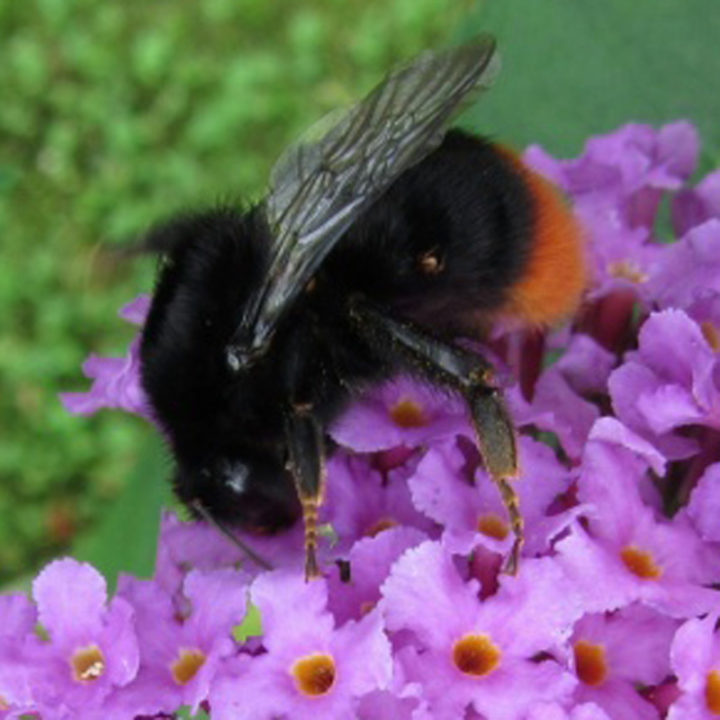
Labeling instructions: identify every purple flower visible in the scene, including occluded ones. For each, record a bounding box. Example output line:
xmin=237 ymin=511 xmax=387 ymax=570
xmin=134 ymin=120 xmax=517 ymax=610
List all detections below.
xmin=354 ymin=685 xmax=432 ymax=720
xmin=521 ymin=701 xmax=613 ymax=720
xmin=524 ymin=122 xmax=698 ymax=304
xmin=609 ymin=309 xmax=720 ymax=457
xmin=321 ymin=450 xmax=437 ymax=551
xmin=59 ymin=337 xmax=149 ymax=417
xmin=668 ymin=613 xmax=720 ymax=719
xmin=0 ymin=594 xmax=39 ymax=716
xmin=27 ymin=558 xmax=139 ymax=717
xmin=550 ymin=333 xmax=617 ymax=397
xmin=408 ymin=435 xmax=574 ymax=560
xmin=118 ymin=295 xmax=151 ymax=324
xmin=568 ymin=604 xmax=678 ymax=720
xmin=381 ymin=541 xmax=580 ymax=719
xmin=683 ymin=462 xmax=720 ymax=542
xmin=498 ymin=332 xmax=615 ymax=461
xmin=327 ymin=525 xmax=428 ymax=625
xmin=59 ymin=296 xmax=152 ymax=419
xmin=558 ymin=419 xmax=720 ymax=618
xmin=154 ymin=511 xmax=280 ymax=592
xmin=330 ymin=374 xmax=472 ymax=452
xmin=526 ymin=123 xmax=698 ymax=202
xmin=672 ymin=169 xmax=720 ymax=236
xmin=210 ymin=570 xmax=392 ymax=719
xmin=515 ymin=367 xmax=600 ymax=462
xmin=114 ymin=567 xmax=248 ymax=716
xmin=646 ymin=219 xmax=720 ymax=313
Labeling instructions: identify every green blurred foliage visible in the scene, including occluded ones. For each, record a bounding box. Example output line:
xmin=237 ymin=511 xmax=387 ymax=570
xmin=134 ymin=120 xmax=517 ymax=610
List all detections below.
xmin=0 ymin=0 xmax=466 ymax=584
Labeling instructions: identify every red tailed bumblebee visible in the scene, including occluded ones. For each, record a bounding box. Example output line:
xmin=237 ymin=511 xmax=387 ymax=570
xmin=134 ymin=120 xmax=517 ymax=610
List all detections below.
xmin=139 ymin=35 xmax=586 ymax=578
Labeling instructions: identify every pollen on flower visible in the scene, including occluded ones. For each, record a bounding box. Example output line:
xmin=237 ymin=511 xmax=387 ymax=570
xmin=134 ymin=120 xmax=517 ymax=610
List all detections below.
xmin=452 ymin=634 xmax=501 ymax=677
xmin=359 ymin=600 xmax=377 ymax=616
xmin=620 ymin=546 xmax=663 ymax=579
xmin=292 ymin=653 xmax=336 ymax=696
xmin=477 ymin=513 xmax=510 ymax=540
xmin=71 ymin=644 xmax=106 ymax=682
xmin=574 ymin=640 xmax=608 ymax=686
xmin=607 ymin=259 xmax=649 ymax=284
xmin=365 ymin=517 xmax=399 ymax=536
xmin=701 ymin=321 xmax=720 ymax=351
xmin=389 ymin=398 xmax=428 ymax=428
xmin=171 ymin=648 xmax=207 ymax=685
xmin=0 ymin=695 xmax=9 ymax=711
xmin=706 ymin=670 xmax=720 ymax=714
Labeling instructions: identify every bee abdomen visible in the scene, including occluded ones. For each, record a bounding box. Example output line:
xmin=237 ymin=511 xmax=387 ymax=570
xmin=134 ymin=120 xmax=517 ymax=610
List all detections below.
xmin=494 ymin=148 xmax=587 ymax=326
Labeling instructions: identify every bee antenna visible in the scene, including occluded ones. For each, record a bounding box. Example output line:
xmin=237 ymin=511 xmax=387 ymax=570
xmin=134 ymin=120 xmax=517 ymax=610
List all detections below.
xmin=190 ymin=499 xmax=273 ymax=571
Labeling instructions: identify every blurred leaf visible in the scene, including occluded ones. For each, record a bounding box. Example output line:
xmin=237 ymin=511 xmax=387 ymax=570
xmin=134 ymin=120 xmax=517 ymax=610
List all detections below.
xmin=462 ymin=0 xmax=720 ymax=161
xmin=73 ymin=433 xmax=170 ymax=588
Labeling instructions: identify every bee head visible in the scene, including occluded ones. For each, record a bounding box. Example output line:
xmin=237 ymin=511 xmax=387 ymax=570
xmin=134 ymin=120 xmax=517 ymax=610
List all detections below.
xmin=176 ymin=453 xmax=300 ymax=535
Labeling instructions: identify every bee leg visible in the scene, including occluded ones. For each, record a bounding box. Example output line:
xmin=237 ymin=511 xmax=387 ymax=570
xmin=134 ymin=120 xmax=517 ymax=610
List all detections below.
xmin=284 ymin=404 xmax=326 ymax=580
xmin=350 ymin=299 xmax=521 ymax=573
xmin=469 ymin=388 xmax=522 ymax=575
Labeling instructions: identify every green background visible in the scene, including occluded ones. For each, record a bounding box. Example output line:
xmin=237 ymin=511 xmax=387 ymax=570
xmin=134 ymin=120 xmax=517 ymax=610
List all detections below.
xmin=1 ymin=0 xmax=718 ymax=589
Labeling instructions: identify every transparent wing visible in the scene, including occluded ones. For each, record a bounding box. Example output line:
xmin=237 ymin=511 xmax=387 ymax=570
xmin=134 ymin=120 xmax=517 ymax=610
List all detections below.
xmin=232 ymin=35 xmax=500 ymax=362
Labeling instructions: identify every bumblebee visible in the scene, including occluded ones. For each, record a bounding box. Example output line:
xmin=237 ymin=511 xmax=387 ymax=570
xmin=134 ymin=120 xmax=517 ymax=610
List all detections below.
xmin=139 ymin=35 xmax=586 ymax=577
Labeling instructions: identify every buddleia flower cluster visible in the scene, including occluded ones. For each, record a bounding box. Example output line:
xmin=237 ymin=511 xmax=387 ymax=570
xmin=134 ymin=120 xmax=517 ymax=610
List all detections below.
xmin=3 ymin=122 xmax=720 ymax=720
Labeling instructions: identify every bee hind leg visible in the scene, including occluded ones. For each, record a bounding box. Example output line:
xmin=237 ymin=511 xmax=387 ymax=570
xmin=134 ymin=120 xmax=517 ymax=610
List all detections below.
xmin=284 ymin=404 xmax=326 ymax=580
xmin=349 ymin=299 xmax=522 ymax=573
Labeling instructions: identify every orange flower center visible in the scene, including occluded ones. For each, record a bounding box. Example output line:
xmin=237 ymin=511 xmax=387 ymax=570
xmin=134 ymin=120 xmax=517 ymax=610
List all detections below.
xmin=71 ymin=644 xmax=106 ymax=682
xmin=706 ymin=670 xmax=720 ymax=714
xmin=389 ymin=398 xmax=427 ymax=428
xmin=574 ymin=641 xmax=608 ymax=686
xmin=365 ymin=517 xmax=399 ymax=537
xmin=702 ymin=321 xmax=720 ymax=351
xmin=171 ymin=648 xmax=207 ymax=685
xmin=608 ymin=260 xmax=648 ymax=284
xmin=477 ymin=514 xmax=510 ymax=540
xmin=292 ymin=653 xmax=336 ymax=696
xmin=452 ymin=634 xmax=501 ymax=677
xmin=620 ymin=546 xmax=662 ymax=579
